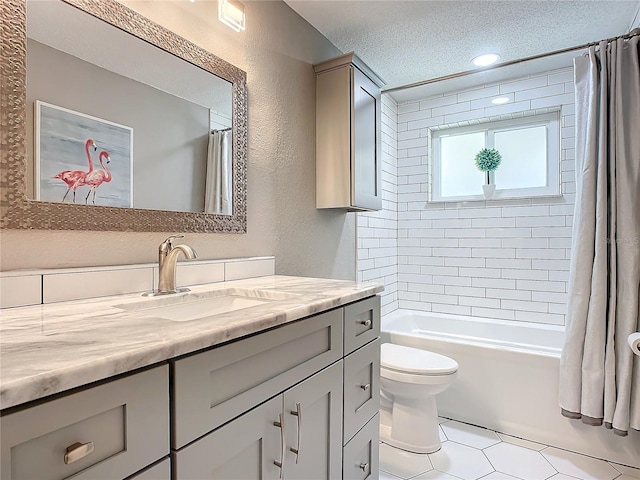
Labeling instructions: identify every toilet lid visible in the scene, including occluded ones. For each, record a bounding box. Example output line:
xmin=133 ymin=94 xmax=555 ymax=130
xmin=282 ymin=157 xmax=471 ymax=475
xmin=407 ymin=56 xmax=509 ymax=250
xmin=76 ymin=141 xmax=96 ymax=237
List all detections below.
xmin=381 ymin=343 xmax=458 ymax=375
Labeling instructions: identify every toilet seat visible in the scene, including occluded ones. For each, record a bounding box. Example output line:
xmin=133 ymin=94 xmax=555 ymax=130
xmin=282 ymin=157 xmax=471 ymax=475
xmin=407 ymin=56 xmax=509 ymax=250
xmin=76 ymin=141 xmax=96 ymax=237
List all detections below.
xmin=381 ymin=343 xmax=458 ymax=375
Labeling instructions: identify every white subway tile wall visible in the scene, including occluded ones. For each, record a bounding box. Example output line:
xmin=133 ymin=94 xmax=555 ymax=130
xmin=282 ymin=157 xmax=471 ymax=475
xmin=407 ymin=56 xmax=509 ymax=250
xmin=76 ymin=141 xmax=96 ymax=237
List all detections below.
xmin=359 ymin=67 xmax=576 ymax=326
xmin=357 ymin=95 xmax=399 ymax=317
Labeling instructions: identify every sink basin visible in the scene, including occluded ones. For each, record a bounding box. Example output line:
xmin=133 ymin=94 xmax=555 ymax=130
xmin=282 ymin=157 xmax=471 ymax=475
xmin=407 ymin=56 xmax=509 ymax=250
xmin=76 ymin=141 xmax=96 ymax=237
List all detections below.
xmin=114 ymin=288 xmax=298 ymax=322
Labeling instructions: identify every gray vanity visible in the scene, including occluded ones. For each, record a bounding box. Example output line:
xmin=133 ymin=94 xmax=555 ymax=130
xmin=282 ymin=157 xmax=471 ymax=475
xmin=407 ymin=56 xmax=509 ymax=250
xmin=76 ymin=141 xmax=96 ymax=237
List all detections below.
xmin=0 ymin=276 xmax=382 ymax=479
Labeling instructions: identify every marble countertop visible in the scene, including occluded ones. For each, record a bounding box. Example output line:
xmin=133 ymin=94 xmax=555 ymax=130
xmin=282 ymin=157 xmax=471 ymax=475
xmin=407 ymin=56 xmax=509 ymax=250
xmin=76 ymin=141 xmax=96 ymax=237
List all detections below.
xmin=0 ymin=275 xmax=383 ymax=410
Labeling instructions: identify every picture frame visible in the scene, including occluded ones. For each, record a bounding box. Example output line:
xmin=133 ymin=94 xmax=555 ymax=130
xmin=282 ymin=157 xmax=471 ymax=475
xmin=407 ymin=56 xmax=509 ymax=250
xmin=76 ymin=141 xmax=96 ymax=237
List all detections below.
xmin=35 ymin=100 xmax=133 ymax=207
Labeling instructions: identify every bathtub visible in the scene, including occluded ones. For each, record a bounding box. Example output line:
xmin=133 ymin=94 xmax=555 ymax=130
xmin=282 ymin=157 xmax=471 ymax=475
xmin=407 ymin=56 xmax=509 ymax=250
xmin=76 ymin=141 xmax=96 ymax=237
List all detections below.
xmin=382 ymin=309 xmax=640 ymax=469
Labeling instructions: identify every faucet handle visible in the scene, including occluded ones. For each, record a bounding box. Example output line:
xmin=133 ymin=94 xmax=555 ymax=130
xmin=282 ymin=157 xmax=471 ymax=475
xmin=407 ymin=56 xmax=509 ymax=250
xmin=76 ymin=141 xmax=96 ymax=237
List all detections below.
xmin=160 ymin=234 xmax=185 ymax=252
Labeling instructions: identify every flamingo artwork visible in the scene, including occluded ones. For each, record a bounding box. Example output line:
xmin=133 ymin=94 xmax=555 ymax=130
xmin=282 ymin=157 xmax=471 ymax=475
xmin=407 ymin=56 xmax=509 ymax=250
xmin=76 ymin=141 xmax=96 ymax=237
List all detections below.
xmin=84 ymin=150 xmax=112 ymax=205
xmin=52 ymin=138 xmax=97 ymax=203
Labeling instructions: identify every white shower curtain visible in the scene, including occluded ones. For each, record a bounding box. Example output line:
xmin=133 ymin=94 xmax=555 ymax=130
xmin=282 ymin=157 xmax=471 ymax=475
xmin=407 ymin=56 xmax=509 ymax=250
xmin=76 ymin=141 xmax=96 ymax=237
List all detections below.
xmin=559 ymin=36 xmax=640 ymax=436
xmin=205 ymin=129 xmax=233 ymax=215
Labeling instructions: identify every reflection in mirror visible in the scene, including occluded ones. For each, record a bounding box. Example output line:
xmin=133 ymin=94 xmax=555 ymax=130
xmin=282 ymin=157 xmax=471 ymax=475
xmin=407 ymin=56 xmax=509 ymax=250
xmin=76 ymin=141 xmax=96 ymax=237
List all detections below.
xmin=1 ymin=0 xmax=247 ymax=232
xmin=26 ymin=0 xmax=233 ymax=214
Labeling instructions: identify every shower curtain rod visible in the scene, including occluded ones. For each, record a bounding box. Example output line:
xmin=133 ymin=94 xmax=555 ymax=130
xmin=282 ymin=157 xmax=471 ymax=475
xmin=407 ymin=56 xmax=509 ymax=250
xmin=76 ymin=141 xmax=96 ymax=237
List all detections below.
xmin=211 ymin=127 xmax=232 ymax=132
xmin=383 ymin=27 xmax=640 ymax=94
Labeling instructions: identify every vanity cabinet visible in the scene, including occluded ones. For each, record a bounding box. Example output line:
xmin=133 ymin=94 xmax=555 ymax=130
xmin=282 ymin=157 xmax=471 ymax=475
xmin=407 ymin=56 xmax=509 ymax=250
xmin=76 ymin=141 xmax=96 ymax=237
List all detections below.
xmin=172 ymin=294 xmax=380 ymax=480
xmin=315 ymin=53 xmax=385 ymax=212
xmin=0 ymin=365 xmax=169 ymax=480
xmin=0 ymin=295 xmax=380 ymax=480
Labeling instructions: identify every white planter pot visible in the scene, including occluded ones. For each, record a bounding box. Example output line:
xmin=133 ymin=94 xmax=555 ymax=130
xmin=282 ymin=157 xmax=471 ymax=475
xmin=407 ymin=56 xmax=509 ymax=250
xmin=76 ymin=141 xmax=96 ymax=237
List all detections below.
xmin=482 ymin=184 xmax=496 ymax=199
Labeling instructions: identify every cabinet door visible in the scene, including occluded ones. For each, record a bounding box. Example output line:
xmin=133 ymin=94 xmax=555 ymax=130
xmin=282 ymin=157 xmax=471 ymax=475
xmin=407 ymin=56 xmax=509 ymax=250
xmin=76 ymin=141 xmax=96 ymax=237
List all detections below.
xmin=283 ymin=362 xmax=343 ymax=480
xmin=351 ymin=66 xmax=382 ymax=211
xmin=344 ymin=339 xmax=380 ymax=443
xmin=343 ymin=414 xmax=380 ymax=480
xmin=173 ymin=396 xmax=282 ymax=480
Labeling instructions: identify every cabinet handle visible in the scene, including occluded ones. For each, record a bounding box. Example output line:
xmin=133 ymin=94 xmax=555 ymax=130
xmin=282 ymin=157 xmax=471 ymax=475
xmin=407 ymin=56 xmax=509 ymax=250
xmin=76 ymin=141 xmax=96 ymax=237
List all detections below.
xmin=64 ymin=441 xmax=95 ymax=465
xmin=289 ymin=402 xmax=302 ymax=464
xmin=359 ymin=383 xmax=371 ymax=391
xmin=359 ymin=319 xmax=372 ymax=328
xmin=273 ymin=414 xmax=285 ymax=478
xmin=359 ymin=462 xmax=369 ymax=472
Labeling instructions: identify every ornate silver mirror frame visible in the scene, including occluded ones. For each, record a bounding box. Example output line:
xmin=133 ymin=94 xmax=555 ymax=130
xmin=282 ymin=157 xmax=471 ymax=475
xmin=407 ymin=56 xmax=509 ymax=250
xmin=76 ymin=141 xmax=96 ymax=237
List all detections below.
xmin=0 ymin=0 xmax=247 ymax=233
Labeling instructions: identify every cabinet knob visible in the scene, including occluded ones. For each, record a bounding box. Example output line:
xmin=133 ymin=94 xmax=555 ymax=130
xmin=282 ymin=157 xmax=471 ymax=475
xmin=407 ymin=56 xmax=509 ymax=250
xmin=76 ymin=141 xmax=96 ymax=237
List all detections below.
xmin=359 ymin=383 xmax=371 ymax=391
xmin=358 ymin=319 xmax=372 ymax=328
xmin=359 ymin=462 xmax=369 ymax=472
xmin=64 ymin=441 xmax=95 ymax=465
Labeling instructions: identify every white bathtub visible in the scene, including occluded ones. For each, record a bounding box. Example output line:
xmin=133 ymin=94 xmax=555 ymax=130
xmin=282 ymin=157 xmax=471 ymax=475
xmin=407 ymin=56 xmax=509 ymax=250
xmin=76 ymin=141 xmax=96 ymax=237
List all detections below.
xmin=382 ymin=309 xmax=640 ymax=469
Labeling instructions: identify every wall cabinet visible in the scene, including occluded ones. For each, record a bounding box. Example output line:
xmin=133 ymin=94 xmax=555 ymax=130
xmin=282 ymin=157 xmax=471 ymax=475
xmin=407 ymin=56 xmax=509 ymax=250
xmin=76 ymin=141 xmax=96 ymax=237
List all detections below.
xmin=1 ymin=296 xmax=380 ymax=480
xmin=315 ymin=53 xmax=385 ymax=212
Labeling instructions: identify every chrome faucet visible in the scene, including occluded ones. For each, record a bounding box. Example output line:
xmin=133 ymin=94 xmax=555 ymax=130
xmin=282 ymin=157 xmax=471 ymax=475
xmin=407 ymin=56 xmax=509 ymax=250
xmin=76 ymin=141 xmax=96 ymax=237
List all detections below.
xmin=146 ymin=234 xmax=197 ymax=296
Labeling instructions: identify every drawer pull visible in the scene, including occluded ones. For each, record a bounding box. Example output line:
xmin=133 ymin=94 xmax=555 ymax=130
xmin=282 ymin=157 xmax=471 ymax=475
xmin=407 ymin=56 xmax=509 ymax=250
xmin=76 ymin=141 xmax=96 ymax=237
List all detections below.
xmin=273 ymin=414 xmax=285 ymax=478
xmin=359 ymin=319 xmax=372 ymax=328
xmin=64 ymin=441 xmax=95 ymax=465
xmin=359 ymin=383 xmax=371 ymax=391
xmin=290 ymin=402 xmax=302 ymax=463
xmin=359 ymin=462 xmax=369 ymax=472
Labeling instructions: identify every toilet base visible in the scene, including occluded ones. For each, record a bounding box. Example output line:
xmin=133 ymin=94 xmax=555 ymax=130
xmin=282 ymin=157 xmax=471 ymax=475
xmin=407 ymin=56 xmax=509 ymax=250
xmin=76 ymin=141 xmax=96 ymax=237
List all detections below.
xmin=380 ymin=424 xmax=442 ymax=454
xmin=379 ymin=395 xmax=442 ymax=454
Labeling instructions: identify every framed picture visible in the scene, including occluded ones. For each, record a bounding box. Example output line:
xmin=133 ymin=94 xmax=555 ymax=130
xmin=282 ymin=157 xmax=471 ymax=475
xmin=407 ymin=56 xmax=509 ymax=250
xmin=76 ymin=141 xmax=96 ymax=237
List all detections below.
xmin=35 ymin=101 xmax=133 ymax=207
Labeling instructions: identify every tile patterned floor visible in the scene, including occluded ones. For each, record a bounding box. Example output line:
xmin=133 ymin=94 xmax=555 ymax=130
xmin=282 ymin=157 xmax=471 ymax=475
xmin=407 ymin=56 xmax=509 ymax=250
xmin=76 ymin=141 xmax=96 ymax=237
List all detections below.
xmin=379 ymin=418 xmax=640 ymax=480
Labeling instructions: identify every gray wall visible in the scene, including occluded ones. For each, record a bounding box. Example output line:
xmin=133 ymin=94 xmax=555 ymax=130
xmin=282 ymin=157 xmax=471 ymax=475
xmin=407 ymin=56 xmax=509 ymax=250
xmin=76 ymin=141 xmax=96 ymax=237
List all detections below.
xmin=1 ymin=1 xmax=356 ymax=280
xmin=27 ymin=39 xmax=209 ymax=213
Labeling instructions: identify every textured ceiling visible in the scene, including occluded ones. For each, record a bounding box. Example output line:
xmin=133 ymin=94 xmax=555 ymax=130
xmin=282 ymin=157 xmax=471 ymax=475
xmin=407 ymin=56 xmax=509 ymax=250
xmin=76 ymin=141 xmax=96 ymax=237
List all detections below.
xmin=285 ymin=0 xmax=640 ymax=101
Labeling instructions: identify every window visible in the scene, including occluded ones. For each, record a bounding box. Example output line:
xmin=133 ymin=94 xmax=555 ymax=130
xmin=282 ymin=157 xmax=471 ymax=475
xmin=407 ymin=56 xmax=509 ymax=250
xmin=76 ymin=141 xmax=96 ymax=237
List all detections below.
xmin=431 ymin=112 xmax=560 ymax=201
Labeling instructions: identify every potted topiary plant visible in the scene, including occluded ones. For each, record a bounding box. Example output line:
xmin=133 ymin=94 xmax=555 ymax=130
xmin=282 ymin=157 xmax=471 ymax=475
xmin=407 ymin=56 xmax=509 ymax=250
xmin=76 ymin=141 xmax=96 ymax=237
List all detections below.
xmin=475 ymin=148 xmax=502 ymax=199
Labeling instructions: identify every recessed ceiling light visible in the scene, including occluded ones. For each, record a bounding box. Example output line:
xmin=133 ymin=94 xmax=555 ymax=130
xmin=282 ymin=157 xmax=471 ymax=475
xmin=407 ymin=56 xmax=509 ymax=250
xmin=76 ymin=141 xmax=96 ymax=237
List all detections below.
xmin=472 ymin=53 xmax=501 ymax=67
xmin=491 ymin=97 xmax=510 ymax=105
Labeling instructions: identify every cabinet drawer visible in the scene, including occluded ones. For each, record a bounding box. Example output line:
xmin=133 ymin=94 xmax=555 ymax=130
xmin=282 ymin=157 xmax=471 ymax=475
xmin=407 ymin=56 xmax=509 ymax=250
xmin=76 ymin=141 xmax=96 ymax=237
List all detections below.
xmin=343 ymin=339 xmax=380 ymax=443
xmin=344 ymin=296 xmax=380 ymax=355
xmin=127 ymin=458 xmax=170 ymax=480
xmin=343 ymin=413 xmax=379 ymax=480
xmin=0 ymin=365 xmax=169 ymax=480
xmin=172 ymin=309 xmax=343 ymax=448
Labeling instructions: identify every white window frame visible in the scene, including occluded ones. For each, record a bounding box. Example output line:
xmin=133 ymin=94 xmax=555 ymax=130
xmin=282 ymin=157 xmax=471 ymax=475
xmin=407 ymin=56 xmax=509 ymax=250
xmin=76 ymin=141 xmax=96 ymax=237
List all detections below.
xmin=431 ymin=112 xmax=560 ymax=202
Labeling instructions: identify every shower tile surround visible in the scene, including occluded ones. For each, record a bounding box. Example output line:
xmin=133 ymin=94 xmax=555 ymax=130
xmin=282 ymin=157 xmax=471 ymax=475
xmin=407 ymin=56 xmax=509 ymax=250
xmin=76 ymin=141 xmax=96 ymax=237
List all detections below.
xmin=380 ymin=419 xmax=640 ymax=480
xmin=358 ymin=95 xmax=399 ymax=317
xmin=0 ymin=257 xmax=275 ymax=308
xmin=358 ymin=67 xmax=576 ymax=325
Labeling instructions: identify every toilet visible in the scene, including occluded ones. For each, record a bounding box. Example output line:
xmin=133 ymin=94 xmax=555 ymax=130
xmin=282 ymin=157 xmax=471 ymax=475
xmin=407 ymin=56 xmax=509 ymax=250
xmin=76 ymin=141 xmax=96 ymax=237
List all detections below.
xmin=379 ymin=343 xmax=458 ymax=454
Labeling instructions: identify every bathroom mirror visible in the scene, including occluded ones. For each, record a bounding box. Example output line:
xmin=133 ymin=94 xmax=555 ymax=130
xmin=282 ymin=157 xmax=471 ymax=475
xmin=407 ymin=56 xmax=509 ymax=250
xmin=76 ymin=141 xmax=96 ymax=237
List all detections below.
xmin=1 ymin=0 xmax=247 ymax=232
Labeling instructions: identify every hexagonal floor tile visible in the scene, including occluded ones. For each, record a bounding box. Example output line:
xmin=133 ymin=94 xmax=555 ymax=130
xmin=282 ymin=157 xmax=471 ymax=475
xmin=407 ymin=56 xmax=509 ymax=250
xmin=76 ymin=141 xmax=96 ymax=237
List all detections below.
xmin=608 ymin=462 xmax=640 ymax=479
xmin=484 ymin=442 xmax=557 ymax=480
xmin=481 ymin=472 xmax=522 ymax=480
xmin=497 ymin=432 xmax=547 ymax=451
xmin=380 ymin=443 xmax=433 ymax=479
xmin=429 ymin=441 xmax=494 ymax=480
xmin=380 ymin=471 xmax=404 ymax=480
xmin=440 ymin=421 xmax=501 ymax=449
xmin=541 ymin=447 xmax=623 ymax=480
xmin=415 ymin=470 xmax=464 ymax=480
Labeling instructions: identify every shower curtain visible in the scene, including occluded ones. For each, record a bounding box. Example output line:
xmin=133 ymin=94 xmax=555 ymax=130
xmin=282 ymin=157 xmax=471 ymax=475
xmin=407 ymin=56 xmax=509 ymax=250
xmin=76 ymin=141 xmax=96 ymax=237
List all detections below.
xmin=559 ymin=36 xmax=640 ymax=436
xmin=205 ymin=129 xmax=233 ymax=215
